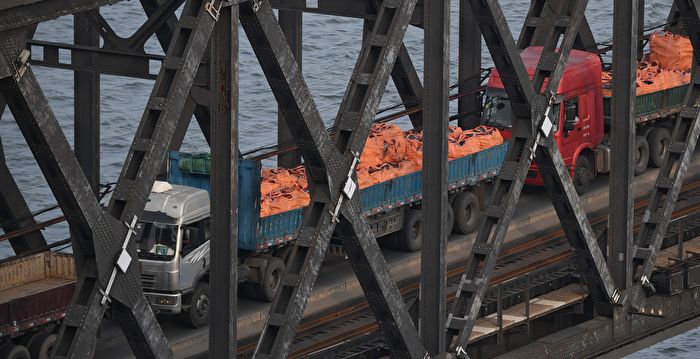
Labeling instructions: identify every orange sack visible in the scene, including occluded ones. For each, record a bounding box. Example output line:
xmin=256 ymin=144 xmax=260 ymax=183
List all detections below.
xmin=637 ymin=69 xmax=688 ymax=95
xmin=650 ymin=31 xmax=693 ymax=72
xmin=358 ymin=136 xmax=386 ymax=171
xmin=259 ymin=123 xmax=503 ymax=216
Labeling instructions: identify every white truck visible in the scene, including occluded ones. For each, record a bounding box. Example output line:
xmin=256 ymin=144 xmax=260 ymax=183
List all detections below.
xmin=134 ymin=182 xmax=221 ymax=328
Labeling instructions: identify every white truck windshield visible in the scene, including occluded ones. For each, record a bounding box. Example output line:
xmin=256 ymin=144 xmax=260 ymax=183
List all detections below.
xmin=135 ymin=222 xmax=178 ymax=259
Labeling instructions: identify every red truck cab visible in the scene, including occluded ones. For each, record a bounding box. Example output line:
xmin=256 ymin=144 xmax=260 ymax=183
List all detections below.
xmin=483 ymin=46 xmax=605 ymax=193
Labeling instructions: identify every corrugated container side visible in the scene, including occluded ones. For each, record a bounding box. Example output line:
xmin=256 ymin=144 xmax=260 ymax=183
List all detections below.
xmin=168 ymin=152 xmax=261 ymax=251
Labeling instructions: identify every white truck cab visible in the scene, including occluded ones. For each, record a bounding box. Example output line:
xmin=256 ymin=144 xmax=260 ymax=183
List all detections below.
xmin=136 ymin=181 xmax=212 ymax=327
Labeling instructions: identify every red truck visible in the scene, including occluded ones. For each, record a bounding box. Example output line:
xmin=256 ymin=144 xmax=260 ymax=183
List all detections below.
xmin=0 ymin=252 xmax=75 ymax=359
xmin=484 ymin=46 xmax=690 ymax=193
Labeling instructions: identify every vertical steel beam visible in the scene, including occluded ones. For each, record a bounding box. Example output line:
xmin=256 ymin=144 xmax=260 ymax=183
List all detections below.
xmin=458 ymin=0 xmax=481 ymax=130
xmin=278 ymin=4 xmax=302 ymax=167
xmin=210 ymin=3 xmax=238 ymax=357
xmin=0 ymin=135 xmax=48 ymax=253
xmin=74 ymin=11 xmax=101 ymax=193
xmin=609 ymin=0 xmax=637 ymax=297
xmin=421 ymin=0 xmax=449 ymax=355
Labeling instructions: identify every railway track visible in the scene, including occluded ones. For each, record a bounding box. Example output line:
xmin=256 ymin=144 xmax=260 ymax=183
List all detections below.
xmin=232 ymin=179 xmax=700 ymax=358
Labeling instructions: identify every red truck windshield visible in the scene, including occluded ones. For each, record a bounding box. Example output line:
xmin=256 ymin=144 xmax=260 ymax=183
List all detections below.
xmin=482 ymin=88 xmax=512 ymax=128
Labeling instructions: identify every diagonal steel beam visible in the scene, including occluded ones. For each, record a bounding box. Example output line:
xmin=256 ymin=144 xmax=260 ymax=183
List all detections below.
xmin=138 ymin=0 xmax=212 ymax=147
xmin=240 ymin=1 xmax=425 ymax=357
xmin=517 ymin=0 xmax=598 ymax=53
xmin=445 ymin=0 xmax=619 ymax=355
xmin=392 ymin=43 xmax=424 ymax=128
xmin=0 ymin=134 xmax=49 ymax=254
xmin=362 ymin=18 xmax=424 ymax=129
xmin=629 ymin=0 xmax=700 ymax=309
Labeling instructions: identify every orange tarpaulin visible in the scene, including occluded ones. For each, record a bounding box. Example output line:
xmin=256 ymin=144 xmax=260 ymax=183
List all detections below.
xmin=259 ymin=123 xmax=504 ymax=217
xmin=650 ymin=31 xmax=693 ymax=72
xmin=602 ymin=31 xmax=692 ymax=97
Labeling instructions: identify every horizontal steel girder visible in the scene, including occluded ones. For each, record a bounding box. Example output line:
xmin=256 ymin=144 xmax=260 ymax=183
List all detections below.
xmin=0 ymin=0 xmax=126 ymax=32
xmin=269 ymin=0 xmax=425 ymax=26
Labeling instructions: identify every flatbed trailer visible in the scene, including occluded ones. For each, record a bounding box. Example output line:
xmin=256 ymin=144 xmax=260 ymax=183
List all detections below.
xmin=602 ymin=83 xmax=689 ymax=126
xmin=167 ymin=142 xmax=508 ymax=300
xmin=0 ymin=252 xmax=75 ymax=359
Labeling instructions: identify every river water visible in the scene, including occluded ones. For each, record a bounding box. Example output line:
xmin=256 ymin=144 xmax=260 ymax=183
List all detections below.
xmin=0 ymin=0 xmax=696 ymax=356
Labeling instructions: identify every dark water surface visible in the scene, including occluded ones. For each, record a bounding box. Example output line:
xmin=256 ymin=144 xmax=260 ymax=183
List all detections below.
xmin=1 ymin=0 xmax=695 ymax=356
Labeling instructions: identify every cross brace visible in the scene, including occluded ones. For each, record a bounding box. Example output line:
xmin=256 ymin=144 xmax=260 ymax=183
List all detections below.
xmin=0 ymin=45 xmax=171 ymax=358
xmin=50 ymin=0 xmax=224 ymax=356
xmin=628 ymin=0 xmax=700 ymax=309
xmin=445 ymin=0 xmax=619 ymax=355
xmin=239 ymin=0 xmax=425 ymax=358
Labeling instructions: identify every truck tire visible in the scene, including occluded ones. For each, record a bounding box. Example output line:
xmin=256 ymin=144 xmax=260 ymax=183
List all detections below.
xmin=181 ymin=282 xmax=210 ymax=328
xmin=648 ymin=128 xmax=670 ymax=168
xmin=452 ymin=191 xmax=481 ymax=234
xmin=397 ymin=209 xmax=422 ymax=252
xmin=257 ymin=257 xmax=285 ymax=302
xmin=446 ymin=205 xmax=454 ymax=235
xmin=0 ymin=344 xmax=30 ymax=359
xmin=634 ymin=136 xmax=650 ymax=175
xmin=573 ymin=156 xmax=594 ymax=195
xmin=27 ymin=333 xmax=56 ymax=359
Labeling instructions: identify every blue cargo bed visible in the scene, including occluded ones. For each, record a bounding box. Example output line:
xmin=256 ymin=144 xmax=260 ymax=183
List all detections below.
xmin=168 ymin=142 xmax=507 ymax=252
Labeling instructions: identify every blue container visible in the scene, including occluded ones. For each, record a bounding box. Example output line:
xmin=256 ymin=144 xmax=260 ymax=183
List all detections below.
xmin=168 ymin=142 xmax=508 ymax=253
xmin=168 ymin=153 xmax=261 ymax=251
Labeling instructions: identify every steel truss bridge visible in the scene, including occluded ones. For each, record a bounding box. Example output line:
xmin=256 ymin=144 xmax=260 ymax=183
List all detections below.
xmin=1 ymin=0 xmax=700 ymax=358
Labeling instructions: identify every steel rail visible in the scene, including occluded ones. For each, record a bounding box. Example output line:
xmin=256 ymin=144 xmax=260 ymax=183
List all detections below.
xmin=235 ymin=177 xmax=700 ymax=357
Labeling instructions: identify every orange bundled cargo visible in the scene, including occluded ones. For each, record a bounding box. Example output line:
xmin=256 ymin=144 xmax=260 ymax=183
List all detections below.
xmin=602 ymin=31 xmax=693 ymax=96
xmin=259 ymin=123 xmax=504 ymax=217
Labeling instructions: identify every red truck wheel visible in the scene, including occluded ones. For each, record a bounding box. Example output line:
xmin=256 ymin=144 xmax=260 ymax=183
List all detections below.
xmin=573 ymin=156 xmax=594 ymax=195
xmin=0 ymin=344 xmax=30 ymax=359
